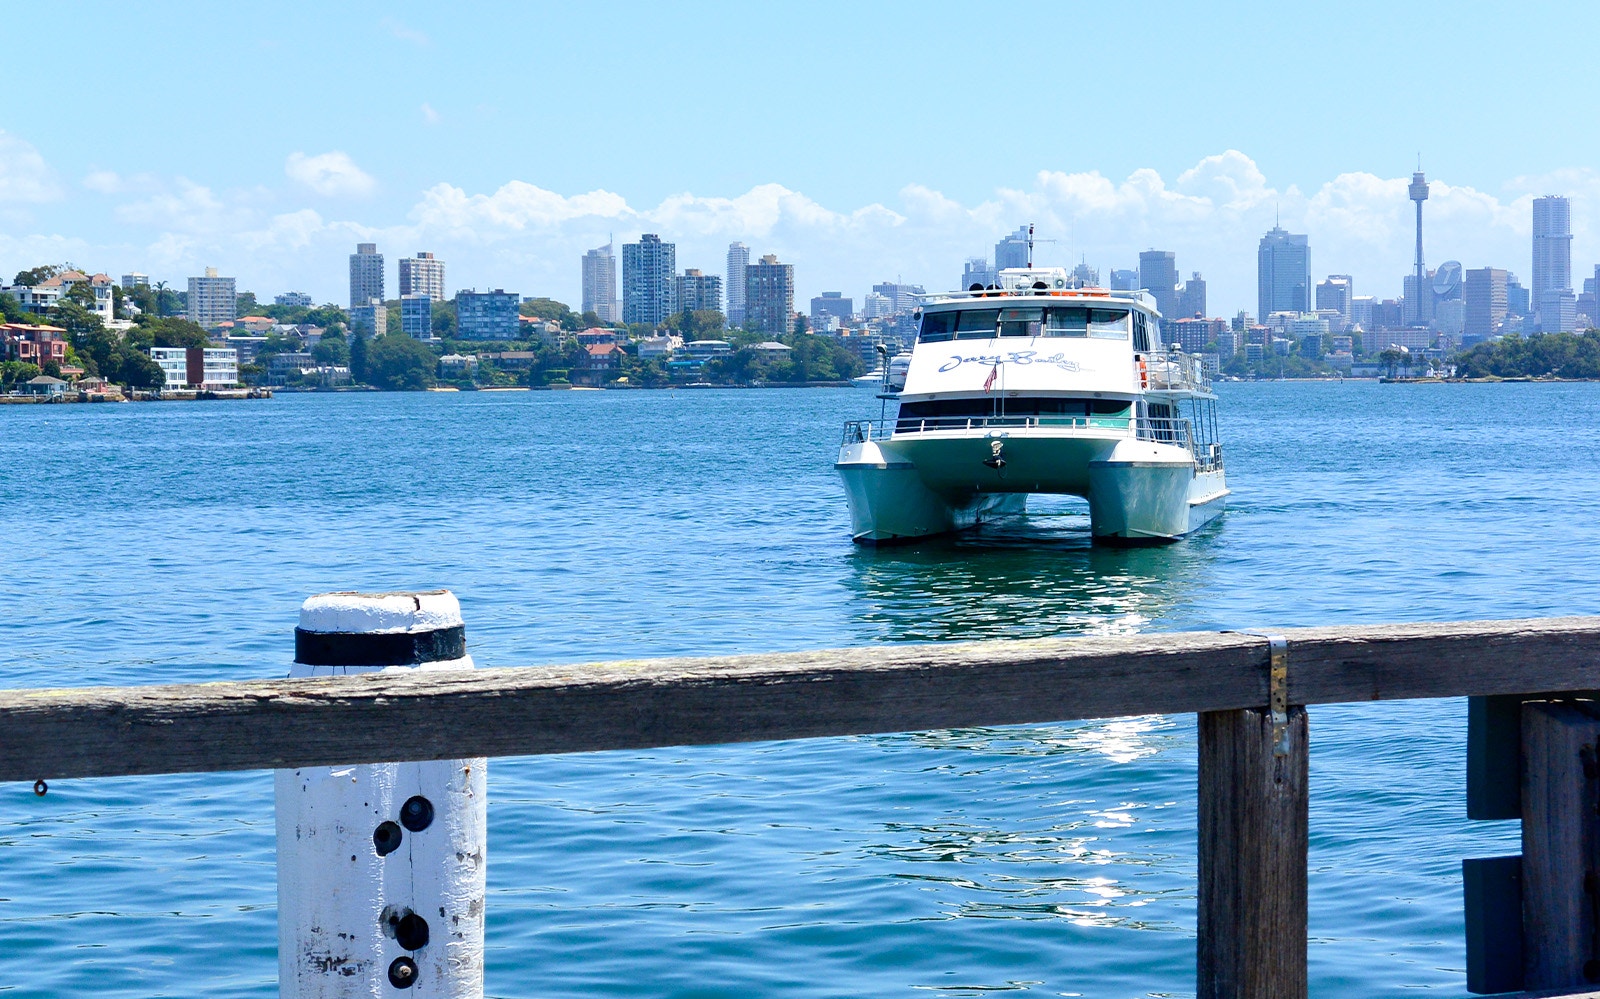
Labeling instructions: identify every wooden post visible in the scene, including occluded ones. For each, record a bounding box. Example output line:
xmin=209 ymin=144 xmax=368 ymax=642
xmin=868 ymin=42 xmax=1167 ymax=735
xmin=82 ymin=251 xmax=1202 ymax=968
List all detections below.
xmin=1197 ymin=705 xmax=1309 ymax=999
xmin=276 ymin=591 xmax=487 ymax=998
xmin=1522 ymin=700 xmax=1600 ymax=992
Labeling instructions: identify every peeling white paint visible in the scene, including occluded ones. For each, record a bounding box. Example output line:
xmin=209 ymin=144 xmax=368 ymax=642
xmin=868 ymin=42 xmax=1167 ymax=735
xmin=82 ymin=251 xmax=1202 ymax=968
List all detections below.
xmin=277 ymin=591 xmax=487 ymax=998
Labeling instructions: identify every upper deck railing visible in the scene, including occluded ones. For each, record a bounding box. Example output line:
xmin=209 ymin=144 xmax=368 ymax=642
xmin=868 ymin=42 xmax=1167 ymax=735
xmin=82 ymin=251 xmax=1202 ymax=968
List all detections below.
xmin=841 ymin=415 xmax=1222 ymax=470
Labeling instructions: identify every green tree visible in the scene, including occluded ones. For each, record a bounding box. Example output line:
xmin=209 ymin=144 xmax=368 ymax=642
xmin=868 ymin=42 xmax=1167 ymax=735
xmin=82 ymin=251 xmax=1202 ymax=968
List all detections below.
xmin=519 ymin=297 xmax=575 ymax=326
xmin=0 ymin=292 xmax=30 ymax=322
xmin=349 ymin=327 xmax=370 ymax=382
xmin=138 ymin=316 xmax=211 ymax=348
xmin=312 ymin=330 xmax=350 ymax=365
xmin=235 ymin=291 xmax=260 ymax=315
xmin=12 ymin=265 xmax=61 ymax=287
xmin=63 ymin=281 xmax=98 ymax=309
xmin=111 ymin=346 xmax=164 ymax=387
xmin=0 ymin=361 xmax=40 ymax=389
xmin=432 ymin=300 xmax=457 ymax=338
xmin=365 ymin=334 xmax=437 ymax=390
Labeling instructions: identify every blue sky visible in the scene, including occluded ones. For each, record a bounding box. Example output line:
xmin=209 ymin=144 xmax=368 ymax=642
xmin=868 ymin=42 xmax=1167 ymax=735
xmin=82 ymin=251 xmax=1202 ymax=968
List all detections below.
xmin=3 ymin=1 xmax=1599 ymax=315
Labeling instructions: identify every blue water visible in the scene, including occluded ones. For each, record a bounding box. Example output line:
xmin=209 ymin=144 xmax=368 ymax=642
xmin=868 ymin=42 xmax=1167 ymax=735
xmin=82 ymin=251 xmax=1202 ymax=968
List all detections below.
xmin=3 ymin=382 xmax=1598 ymax=997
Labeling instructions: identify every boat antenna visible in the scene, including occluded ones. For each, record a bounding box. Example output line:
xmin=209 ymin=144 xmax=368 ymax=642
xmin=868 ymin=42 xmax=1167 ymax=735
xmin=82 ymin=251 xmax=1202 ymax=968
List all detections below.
xmin=1027 ymin=223 xmax=1035 ymax=268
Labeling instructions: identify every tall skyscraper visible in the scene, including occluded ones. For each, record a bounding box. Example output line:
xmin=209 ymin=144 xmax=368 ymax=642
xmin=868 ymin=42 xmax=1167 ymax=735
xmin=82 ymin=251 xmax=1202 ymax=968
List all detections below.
xmin=1316 ymin=275 xmax=1353 ymax=327
xmin=1257 ymin=227 xmax=1310 ymax=321
xmin=1109 ymin=269 xmax=1139 ymax=291
xmin=622 ymin=234 xmax=677 ymax=326
xmin=1071 ymin=262 xmax=1099 ymax=288
xmin=581 ymin=243 xmax=618 ymax=322
xmin=674 ymin=269 xmax=723 ymax=314
xmin=1138 ymin=250 xmax=1178 ymax=318
xmin=1506 ymin=274 xmax=1530 ymax=317
xmin=187 ymin=266 xmax=236 ymax=327
xmin=726 ymin=242 xmax=750 ymax=326
xmin=746 ymin=254 xmax=794 ymax=335
xmin=349 ymin=243 xmax=384 ymax=308
xmin=398 ymin=252 xmax=445 ymax=300
xmin=995 ymin=226 xmax=1030 ymax=270
xmin=962 ymin=257 xmax=996 ymax=290
xmin=1463 ymin=267 xmax=1508 ymax=341
xmin=1533 ymin=195 xmax=1574 ymax=331
xmin=400 ymin=293 xmax=434 ymax=338
xmin=1177 ymin=272 xmax=1206 ymax=319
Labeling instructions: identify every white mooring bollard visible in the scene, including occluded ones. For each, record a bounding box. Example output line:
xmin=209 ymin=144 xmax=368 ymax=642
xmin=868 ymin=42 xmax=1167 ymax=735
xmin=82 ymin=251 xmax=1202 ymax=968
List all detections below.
xmin=276 ymin=590 xmax=487 ymax=997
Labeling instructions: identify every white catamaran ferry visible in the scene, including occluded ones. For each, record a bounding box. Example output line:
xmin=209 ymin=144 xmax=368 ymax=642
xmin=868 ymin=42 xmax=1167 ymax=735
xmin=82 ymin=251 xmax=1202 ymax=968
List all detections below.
xmin=836 ymin=266 xmax=1226 ymax=544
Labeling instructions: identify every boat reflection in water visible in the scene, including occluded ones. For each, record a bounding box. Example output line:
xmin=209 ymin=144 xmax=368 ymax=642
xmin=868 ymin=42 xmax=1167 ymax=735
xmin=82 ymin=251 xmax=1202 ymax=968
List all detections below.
xmin=840 ymin=500 xmax=1215 ymax=947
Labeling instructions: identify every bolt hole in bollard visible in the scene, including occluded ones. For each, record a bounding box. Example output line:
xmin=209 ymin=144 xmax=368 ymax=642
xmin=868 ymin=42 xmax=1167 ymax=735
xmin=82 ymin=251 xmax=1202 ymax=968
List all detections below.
xmin=275 ymin=590 xmax=487 ymax=998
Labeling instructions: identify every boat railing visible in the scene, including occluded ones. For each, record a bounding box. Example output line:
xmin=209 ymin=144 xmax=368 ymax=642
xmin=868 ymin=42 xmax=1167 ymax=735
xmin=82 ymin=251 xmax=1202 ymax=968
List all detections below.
xmin=1142 ymin=349 xmax=1210 ymax=393
xmin=843 ymin=416 xmax=1222 ymax=470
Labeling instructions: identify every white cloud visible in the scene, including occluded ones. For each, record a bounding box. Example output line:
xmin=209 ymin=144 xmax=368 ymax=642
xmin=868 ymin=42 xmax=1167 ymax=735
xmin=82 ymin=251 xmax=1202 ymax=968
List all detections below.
xmin=285 ymin=151 xmax=376 ymax=198
xmin=420 ymin=103 xmax=440 ymax=125
xmin=4 ymin=149 xmax=1592 ymax=315
xmin=0 ymin=131 xmax=60 ymax=203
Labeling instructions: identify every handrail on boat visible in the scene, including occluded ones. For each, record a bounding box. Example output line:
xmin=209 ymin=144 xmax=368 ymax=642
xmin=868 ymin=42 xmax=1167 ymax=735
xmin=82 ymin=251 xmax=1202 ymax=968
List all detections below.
xmin=841 ymin=415 xmax=1222 ymax=471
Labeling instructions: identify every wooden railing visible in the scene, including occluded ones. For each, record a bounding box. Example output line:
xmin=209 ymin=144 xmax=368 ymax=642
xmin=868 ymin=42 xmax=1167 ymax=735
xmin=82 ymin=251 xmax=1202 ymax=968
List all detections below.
xmin=6 ymin=616 xmax=1600 ymax=997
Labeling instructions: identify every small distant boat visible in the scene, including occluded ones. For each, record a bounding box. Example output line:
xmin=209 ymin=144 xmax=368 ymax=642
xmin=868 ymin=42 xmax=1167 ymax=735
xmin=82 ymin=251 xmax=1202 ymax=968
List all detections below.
xmin=835 ymin=267 xmax=1227 ymax=545
xmin=853 ymin=353 xmax=912 ymax=392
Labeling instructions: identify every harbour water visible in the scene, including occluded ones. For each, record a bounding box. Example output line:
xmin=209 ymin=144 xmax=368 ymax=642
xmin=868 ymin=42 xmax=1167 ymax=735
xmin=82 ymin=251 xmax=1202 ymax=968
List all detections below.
xmin=3 ymin=381 xmax=1598 ymax=997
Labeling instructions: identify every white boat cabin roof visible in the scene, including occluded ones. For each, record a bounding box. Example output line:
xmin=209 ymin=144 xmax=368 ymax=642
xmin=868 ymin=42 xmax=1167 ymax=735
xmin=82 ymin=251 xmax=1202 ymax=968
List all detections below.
xmin=921 ymin=267 xmax=1160 ymax=317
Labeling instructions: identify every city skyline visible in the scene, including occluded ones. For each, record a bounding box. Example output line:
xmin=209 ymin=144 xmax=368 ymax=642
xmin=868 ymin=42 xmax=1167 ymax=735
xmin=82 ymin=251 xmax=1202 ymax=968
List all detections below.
xmin=6 ymin=5 xmax=1600 ymax=319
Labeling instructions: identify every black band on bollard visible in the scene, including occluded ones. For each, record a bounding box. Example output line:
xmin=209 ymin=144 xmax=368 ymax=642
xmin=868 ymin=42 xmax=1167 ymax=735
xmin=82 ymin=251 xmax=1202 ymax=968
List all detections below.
xmin=294 ymin=625 xmax=467 ymax=667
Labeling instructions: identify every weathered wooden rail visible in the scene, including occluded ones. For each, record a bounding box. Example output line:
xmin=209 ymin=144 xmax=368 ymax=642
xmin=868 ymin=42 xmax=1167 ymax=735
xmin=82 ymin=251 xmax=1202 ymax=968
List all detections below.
xmin=7 ymin=615 xmax=1600 ymax=997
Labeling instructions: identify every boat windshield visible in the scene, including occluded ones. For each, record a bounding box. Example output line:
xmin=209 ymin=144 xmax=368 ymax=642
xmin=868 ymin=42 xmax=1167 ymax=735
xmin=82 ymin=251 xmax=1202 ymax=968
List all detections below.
xmin=918 ymin=309 xmax=1001 ymax=341
xmin=998 ymin=308 xmax=1043 ymax=337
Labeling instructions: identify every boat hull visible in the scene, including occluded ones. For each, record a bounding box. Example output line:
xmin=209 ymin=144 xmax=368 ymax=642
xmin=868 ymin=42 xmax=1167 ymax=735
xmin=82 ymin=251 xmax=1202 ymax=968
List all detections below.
xmin=837 ymin=433 xmax=1225 ymax=545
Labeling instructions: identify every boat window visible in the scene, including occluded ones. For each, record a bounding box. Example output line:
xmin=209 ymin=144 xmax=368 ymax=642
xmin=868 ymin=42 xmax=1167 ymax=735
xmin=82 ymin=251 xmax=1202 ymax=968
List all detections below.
xmin=1133 ymin=313 xmax=1151 ymax=352
xmin=998 ymin=307 xmax=1043 ymax=337
xmin=918 ymin=311 xmax=958 ymax=342
xmin=1044 ymin=307 xmax=1088 ymax=337
xmin=953 ymin=309 xmax=1000 ymax=339
xmin=1088 ymin=309 xmax=1130 ymax=339
xmin=896 ymin=396 xmax=1134 ymax=429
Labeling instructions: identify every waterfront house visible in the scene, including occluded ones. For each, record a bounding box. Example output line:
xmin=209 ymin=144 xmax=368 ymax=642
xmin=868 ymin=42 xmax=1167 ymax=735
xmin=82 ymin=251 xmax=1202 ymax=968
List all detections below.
xmin=752 ymin=341 xmax=792 ymax=359
xmin=438 ymin=354 xmax=477 ymax=377
xmin=576 ymin=343 xmax=623 ymax=386
xmin=477 ymin=351 xmax=537 ymax=370
xmin=577 ymin=327 xmax=617 ymax=345
xmin=75 ymin=376 xmax=125 ymax=401
xmin=150 ymin=347 xmax=240 ymax=389
xmin=21 ymin=375 xmax=68 ymax=398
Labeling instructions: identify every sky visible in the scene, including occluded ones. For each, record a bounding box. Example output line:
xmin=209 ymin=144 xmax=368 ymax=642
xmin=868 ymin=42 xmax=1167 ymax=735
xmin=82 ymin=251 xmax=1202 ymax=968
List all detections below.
xmin=4 ymin=1 xmax=1600 ymax=318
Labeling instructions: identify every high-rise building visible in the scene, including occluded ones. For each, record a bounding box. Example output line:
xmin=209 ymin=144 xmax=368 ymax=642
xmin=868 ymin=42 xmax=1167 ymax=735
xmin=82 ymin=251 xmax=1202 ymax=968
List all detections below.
xmin=1138 ymin=250 xmax=1178 ymax=318
xmin=1071 ymin=262 xmax=1100 ymax=288
xmin=1351 ymin=296 xmax=1375 ymax=330
xmin=121 ymin=273 xmax=149 ymax=290
xmin=1109 ymin=269 xmax=1139 ymax=291
xmin=962 ymin=258 xmax=996 ymax=290
xmin=861 ymin=292 xmax=893 ymax=319
xmin=726 ymin=242 xmax=750 ymax=326
xmin=1539 ymin=289 xmax=1577 ymax=333
xmin=1507 ymin=274 xmax=1530 ymax=317
xmin=995 ymin=226 xmax=1030 ymax=270
xmin=401 ymin=293 xmax=434 ymax=339
xmin=1177 ymin=272 xmax=1206 ymax=319
xmin=675 ymin=269 xmax=723 ymax=314
xmin=1257 ymin=227 xmax=1310 ymax=321
xmin=275 ymin=291 xmax=313 ymax=307
xmin=398 ymin=252 xmax=445 ymax=300
xmin=746 ymin=254 xmax=795 ymax=335
xmin=349 ymin=243 xmax=384 ymax=308
xmin=1463 ymin=267 xmax=1508 ymax=342
xmin=1403 ymin=272 xmax=1435 ymax=326
xmin=622 ymin=234 xmax=677 ymax=326
xmin=187 ymin=266 xmax=236 ymax=327
xmin=455 ymin=289 xmax=519 ymax=339
xmin=871 ymin=281 xmax=925 ymax=315
xmin=581 ymin=243 xmax=618 ymax=322
xmin=811 ymin=292 xmax=853 ymax=324
xmin=1532 ymin=196 xmax=1573 ymax=330
xmin=1316 ymin=276 xmax=1353 ymax=329
xmin=350 ymin=298 xmax=387 ymax=338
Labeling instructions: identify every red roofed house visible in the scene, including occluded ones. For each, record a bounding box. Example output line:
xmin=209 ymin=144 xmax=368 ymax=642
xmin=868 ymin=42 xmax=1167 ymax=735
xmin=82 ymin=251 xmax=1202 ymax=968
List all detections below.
xmin=577 ymin=342 xmax=623 ymax=385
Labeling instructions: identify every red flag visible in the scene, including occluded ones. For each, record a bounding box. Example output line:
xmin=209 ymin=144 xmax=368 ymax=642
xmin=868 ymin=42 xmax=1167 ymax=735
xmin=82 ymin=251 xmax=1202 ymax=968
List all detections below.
xmin=984 ymin=363 xmax=998 ymax=393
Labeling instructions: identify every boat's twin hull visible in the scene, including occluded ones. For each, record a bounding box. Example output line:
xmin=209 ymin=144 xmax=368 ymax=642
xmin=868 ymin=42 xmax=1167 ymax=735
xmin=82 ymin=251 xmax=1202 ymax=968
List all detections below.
xmin=837 ymin=435 xmax=1225 ymax=545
